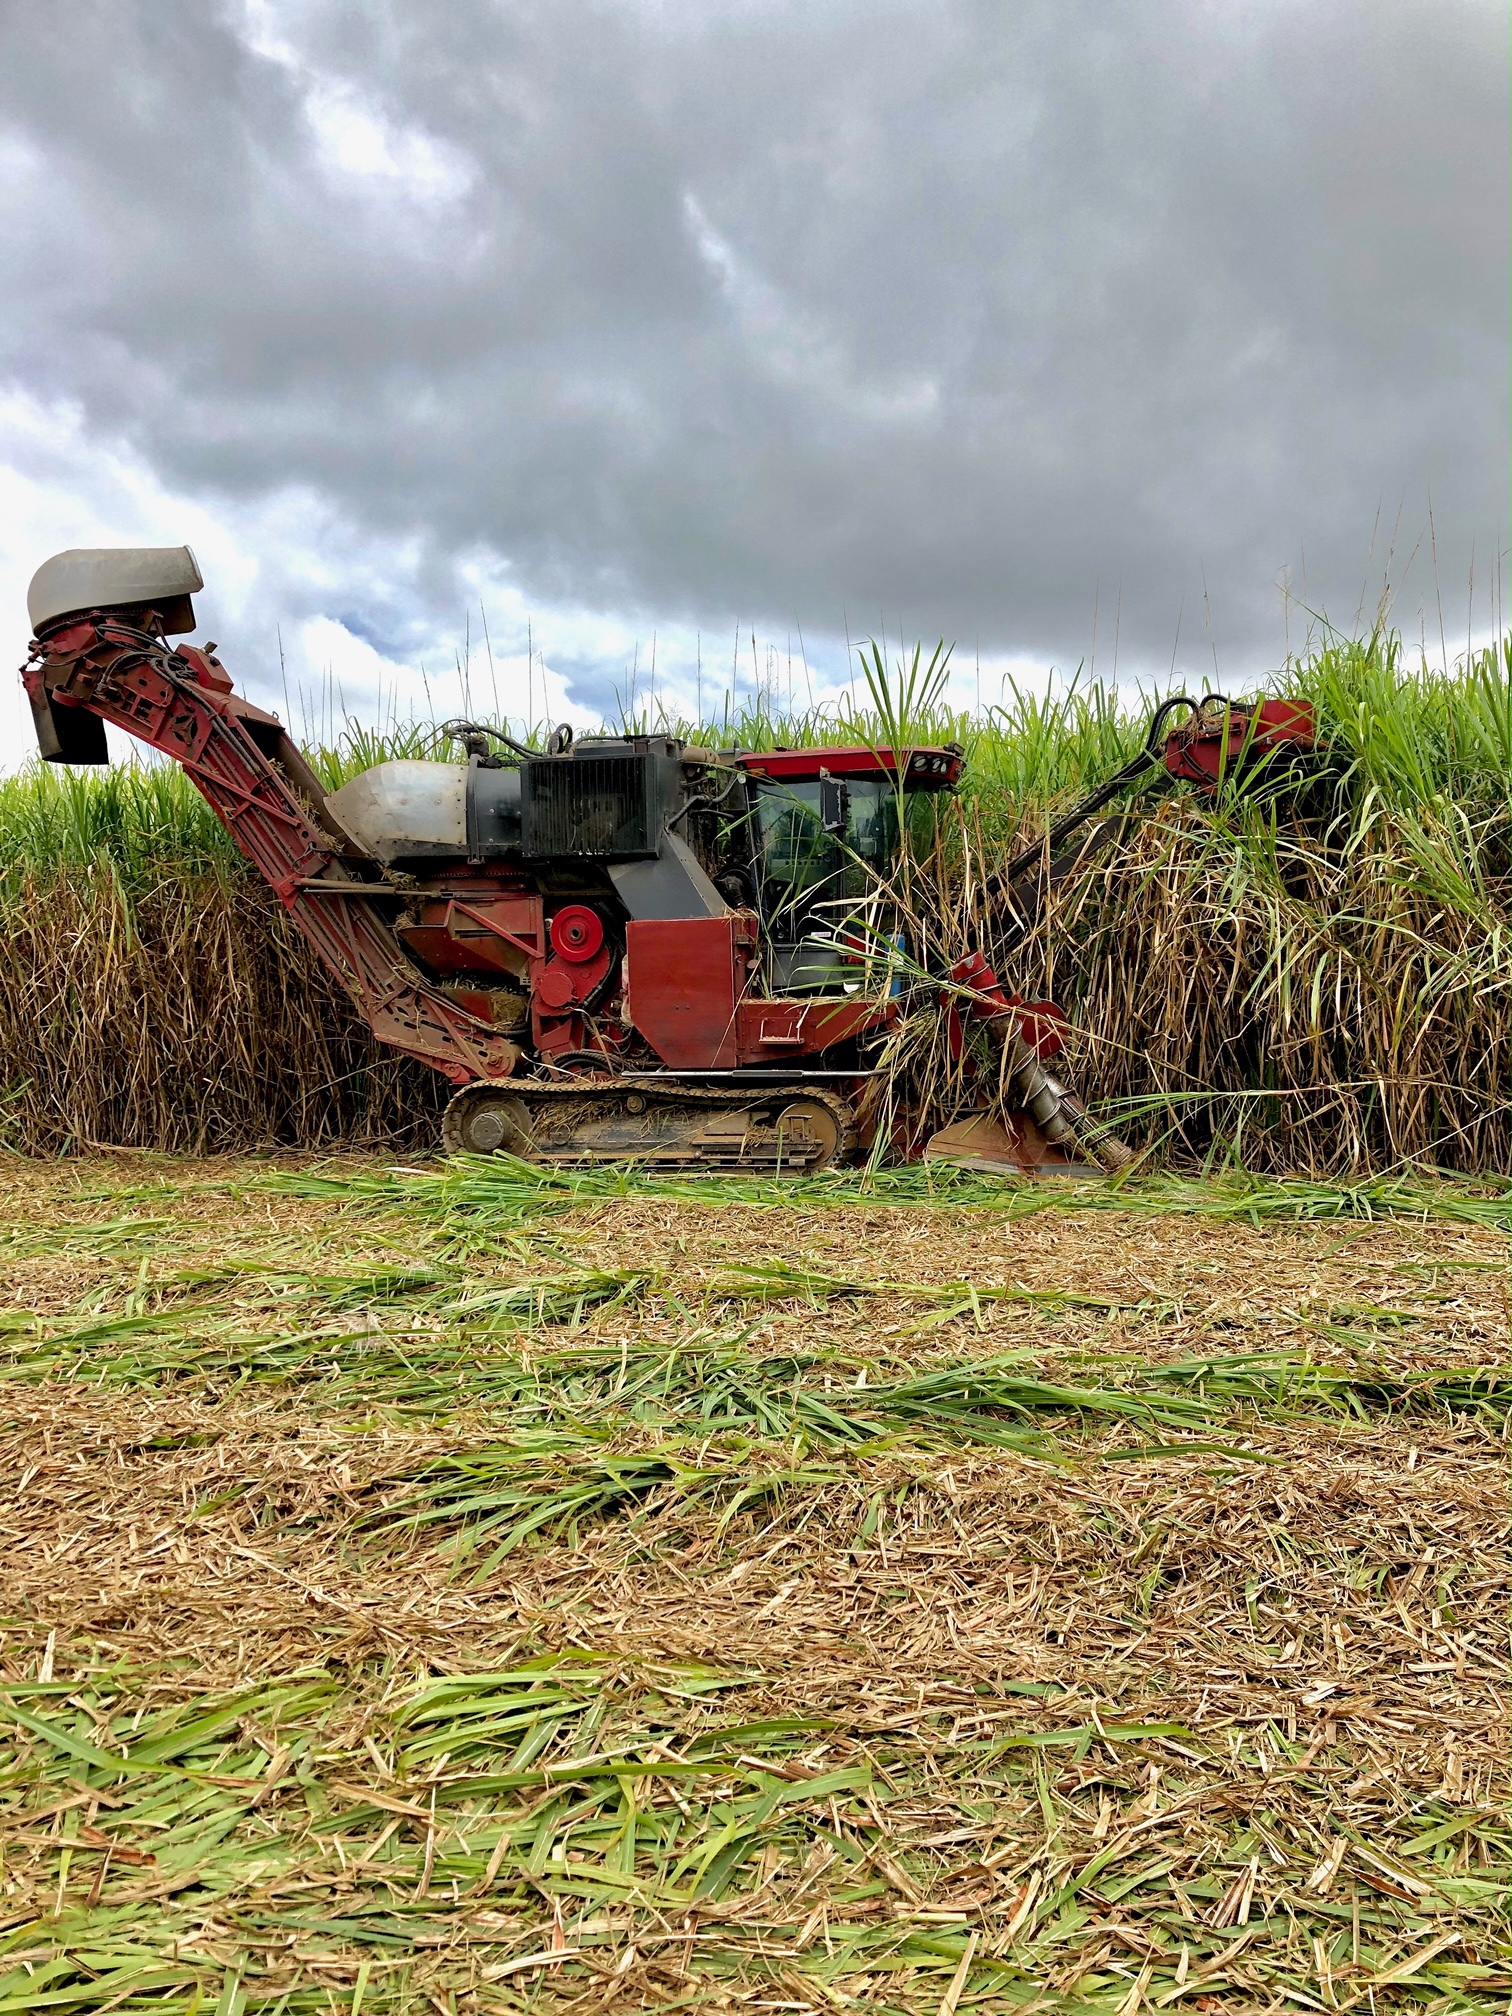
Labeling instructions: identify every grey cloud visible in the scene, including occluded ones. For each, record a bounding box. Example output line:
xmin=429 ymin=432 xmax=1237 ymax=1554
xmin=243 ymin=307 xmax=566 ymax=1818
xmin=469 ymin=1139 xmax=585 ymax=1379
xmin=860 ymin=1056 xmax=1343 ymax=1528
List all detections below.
xmin=1 ymin=0 xmax=1505 ymax=683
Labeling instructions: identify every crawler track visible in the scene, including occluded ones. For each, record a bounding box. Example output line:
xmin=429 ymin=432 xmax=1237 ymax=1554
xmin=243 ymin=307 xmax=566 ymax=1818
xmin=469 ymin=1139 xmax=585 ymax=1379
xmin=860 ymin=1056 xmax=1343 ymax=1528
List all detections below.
xmin=441 ymin=1078 xmax=858 ymax=1173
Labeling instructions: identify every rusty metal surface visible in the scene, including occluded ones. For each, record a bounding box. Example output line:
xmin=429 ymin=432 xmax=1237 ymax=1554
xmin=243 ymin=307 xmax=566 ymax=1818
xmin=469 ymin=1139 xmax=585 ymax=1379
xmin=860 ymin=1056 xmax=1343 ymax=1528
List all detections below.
xmin=922 ymin=1110 xmax=1093 ymax=1176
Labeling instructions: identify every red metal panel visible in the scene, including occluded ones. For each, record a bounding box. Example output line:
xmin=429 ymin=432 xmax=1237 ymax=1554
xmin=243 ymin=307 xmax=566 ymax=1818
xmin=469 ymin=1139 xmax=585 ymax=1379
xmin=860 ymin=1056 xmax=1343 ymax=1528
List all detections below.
xmin=733 ymin=996 xmax=891 ymax=1064
xmin=399 ymin=892 xmax=545 ymax=978
xmin=734 ymin=746 xmax=962 ymax=788
xmin=1252 ymin=698 xmax=1315 ymax=748
xmin=1165 ymin=699 xmax=1316 ymax=786
xmin=625 ymin=916 xmax=744 ymax=1068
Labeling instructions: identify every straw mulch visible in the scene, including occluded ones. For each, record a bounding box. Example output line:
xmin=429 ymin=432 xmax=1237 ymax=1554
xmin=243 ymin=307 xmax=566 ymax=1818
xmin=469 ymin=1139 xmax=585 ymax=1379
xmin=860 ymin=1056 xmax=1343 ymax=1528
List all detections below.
xmin=0 ymin=1157 xmax=1505 ymax=2012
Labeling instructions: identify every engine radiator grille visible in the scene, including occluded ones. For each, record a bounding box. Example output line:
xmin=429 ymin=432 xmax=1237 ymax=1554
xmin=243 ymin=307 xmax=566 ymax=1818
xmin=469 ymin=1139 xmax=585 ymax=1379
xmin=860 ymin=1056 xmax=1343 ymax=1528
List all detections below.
xmin=522 ymin=753 xmax=660 ymax=857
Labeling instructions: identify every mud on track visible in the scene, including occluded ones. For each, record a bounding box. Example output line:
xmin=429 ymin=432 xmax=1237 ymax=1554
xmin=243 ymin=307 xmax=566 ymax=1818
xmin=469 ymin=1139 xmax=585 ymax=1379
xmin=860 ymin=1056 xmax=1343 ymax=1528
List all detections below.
xmin=1 ymin=1155 xmax=1506 ymax=2013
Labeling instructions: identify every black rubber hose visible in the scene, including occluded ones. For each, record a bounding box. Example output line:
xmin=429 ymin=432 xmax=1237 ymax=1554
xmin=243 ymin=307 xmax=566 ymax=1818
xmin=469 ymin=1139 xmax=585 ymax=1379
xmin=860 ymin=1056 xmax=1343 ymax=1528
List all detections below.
xmin=440 ymin=718 xmax=536 ymax=762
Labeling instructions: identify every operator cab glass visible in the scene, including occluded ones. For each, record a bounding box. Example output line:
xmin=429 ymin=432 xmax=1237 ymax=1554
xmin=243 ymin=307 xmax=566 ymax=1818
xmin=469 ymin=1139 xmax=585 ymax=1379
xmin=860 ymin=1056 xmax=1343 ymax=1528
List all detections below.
xmin=724 ymin=743 xmax=961 ymax=996
xmin=751 ymin=776 xmax=909 ymax=994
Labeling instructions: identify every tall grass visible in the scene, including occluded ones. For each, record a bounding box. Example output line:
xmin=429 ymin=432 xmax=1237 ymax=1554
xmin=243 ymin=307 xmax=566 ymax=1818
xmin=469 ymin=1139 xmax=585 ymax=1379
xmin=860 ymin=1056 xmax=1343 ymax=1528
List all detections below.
xmin=0 ymin=758 xmax=441 ymax=1152
xmin=819 ymin=631 xmax=1508 ymax=1173
xmin=0 ymin=630 xmax=1505 ymax=1168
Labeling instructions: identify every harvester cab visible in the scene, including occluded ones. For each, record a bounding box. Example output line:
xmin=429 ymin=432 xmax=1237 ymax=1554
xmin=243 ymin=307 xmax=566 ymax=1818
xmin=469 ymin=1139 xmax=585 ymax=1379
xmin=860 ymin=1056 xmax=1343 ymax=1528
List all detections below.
xmin=21 ymin=546 xmax=1317 ymax=1179
xmin=724 ymin=744 xmax=962 ymax=995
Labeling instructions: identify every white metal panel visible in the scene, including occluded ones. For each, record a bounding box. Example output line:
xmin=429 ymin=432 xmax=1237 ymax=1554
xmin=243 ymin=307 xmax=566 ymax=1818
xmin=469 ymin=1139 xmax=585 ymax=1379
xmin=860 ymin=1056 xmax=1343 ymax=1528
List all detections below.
xmin=325 ymin=761 xmax=469 ymax=864
xmin=28 ymin=547 xmax=203 ymax=629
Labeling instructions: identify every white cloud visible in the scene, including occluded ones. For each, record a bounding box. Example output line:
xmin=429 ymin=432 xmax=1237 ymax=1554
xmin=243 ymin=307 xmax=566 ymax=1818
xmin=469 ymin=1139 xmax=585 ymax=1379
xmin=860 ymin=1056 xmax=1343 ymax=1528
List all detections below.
xmin=0 ymin=392 xmax=884 ymax=772
xmin=302 ymin=83 xmax=474 ymax=206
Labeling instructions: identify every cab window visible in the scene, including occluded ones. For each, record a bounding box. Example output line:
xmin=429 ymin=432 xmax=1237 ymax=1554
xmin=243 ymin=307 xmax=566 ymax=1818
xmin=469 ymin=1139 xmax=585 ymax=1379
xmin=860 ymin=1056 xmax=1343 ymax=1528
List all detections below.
xmin=751 ymin=776 xmax=907 ymax=936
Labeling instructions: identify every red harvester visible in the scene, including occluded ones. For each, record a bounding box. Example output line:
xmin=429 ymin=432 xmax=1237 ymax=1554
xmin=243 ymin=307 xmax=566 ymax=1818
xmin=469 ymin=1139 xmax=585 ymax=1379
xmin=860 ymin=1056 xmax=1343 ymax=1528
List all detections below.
xmin=22 ymin=546 xmax=1317 ymax=1177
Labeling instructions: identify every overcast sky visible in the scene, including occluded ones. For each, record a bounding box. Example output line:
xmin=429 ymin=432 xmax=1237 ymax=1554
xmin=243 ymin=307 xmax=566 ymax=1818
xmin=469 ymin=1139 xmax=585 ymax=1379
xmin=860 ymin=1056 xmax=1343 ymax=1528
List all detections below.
xmin=2 ymin=0 xmax=1507 ymax=762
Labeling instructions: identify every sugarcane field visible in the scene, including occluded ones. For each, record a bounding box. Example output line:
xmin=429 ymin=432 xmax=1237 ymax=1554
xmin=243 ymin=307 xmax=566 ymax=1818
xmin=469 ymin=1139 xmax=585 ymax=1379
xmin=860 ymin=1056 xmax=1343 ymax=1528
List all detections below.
xmin=1 ymin=582 xmax=1508 ymax=2014
xmin=2 ymin=5 xmax=1507 ymax=2008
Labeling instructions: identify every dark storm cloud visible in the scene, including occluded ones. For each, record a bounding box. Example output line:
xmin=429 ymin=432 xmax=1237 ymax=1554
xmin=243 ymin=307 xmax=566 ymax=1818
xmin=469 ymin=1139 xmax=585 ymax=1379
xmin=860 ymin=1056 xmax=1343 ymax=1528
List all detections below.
xmin=0 ymin=0 xmax=1505 ymax=674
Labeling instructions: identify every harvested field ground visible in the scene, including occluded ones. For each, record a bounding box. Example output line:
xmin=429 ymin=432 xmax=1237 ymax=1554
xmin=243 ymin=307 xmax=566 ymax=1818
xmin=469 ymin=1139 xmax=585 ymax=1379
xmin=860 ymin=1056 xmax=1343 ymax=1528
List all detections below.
xmin=0 ymin=1155 xmax=1506 ymax=2014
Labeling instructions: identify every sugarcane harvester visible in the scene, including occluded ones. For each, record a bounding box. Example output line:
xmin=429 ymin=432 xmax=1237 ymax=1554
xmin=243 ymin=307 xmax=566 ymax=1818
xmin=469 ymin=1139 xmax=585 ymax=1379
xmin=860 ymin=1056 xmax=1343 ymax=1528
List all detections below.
xmin=22 ymin=547 xmax=1318 ymax=1177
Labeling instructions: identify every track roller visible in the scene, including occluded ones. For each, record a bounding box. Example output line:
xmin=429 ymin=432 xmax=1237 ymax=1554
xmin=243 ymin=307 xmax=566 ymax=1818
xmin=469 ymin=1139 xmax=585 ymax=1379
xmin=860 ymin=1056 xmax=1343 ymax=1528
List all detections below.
xmin=440 ymin=1085 xmax=535 ymax=1158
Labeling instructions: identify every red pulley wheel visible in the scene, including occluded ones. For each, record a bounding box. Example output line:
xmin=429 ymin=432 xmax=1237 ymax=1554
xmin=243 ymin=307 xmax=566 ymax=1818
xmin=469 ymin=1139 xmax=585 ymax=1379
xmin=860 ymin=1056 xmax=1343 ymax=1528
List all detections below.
xmin=550 ymin=904 xmax=605 ymax=963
